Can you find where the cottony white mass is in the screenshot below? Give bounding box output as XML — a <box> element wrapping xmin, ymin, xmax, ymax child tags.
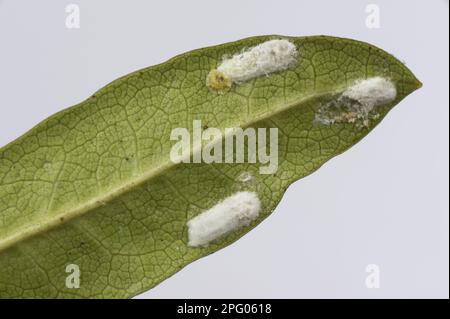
<box><xmin>187</xmin><ymin>192</ymin><xmax>261</xmax><ymax>247</ymax></box>
<box><xmin>342</xmin><ymin>76</ymin><xmax>397</xmax><ymax>113</ymax></box>
<box><xmin>217</xmin><ymin>39</ymin><xmax>298</xmax><ymax>83</ymax></box>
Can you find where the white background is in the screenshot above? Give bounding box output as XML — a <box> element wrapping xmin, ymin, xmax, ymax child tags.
<box><xmin>0</xmin><ymin>0</ymin><xmax>448</xmax><ymax>298</ymax></box>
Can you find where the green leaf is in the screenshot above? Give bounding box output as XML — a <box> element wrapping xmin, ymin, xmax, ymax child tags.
<box><xmin>0</xmin><ymin>35</ymin><xmax>421</xmax><ymax>298</ymax></box>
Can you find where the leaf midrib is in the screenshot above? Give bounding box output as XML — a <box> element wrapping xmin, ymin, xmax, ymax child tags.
<box><xmin>0</xmin><ymin>90</ymin><xmax>331</xmax><ymax>253</ymax></box>
<box><xmin>0</xmin><ymin>71</ymin><xmax>420</xmax><ymax>255</ymax></box>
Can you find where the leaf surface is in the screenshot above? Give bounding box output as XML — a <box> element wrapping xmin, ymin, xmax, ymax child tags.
<box><xmin>0</xmin><ymin>35</ymin><xmax>421</xmax><ymax>298</ymax></box>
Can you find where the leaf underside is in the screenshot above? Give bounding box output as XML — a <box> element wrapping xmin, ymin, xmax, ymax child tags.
<box><xmin>0</xmin><ymin>35</ymin><xmax>421</xmax><ymax>298</ymax></box>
